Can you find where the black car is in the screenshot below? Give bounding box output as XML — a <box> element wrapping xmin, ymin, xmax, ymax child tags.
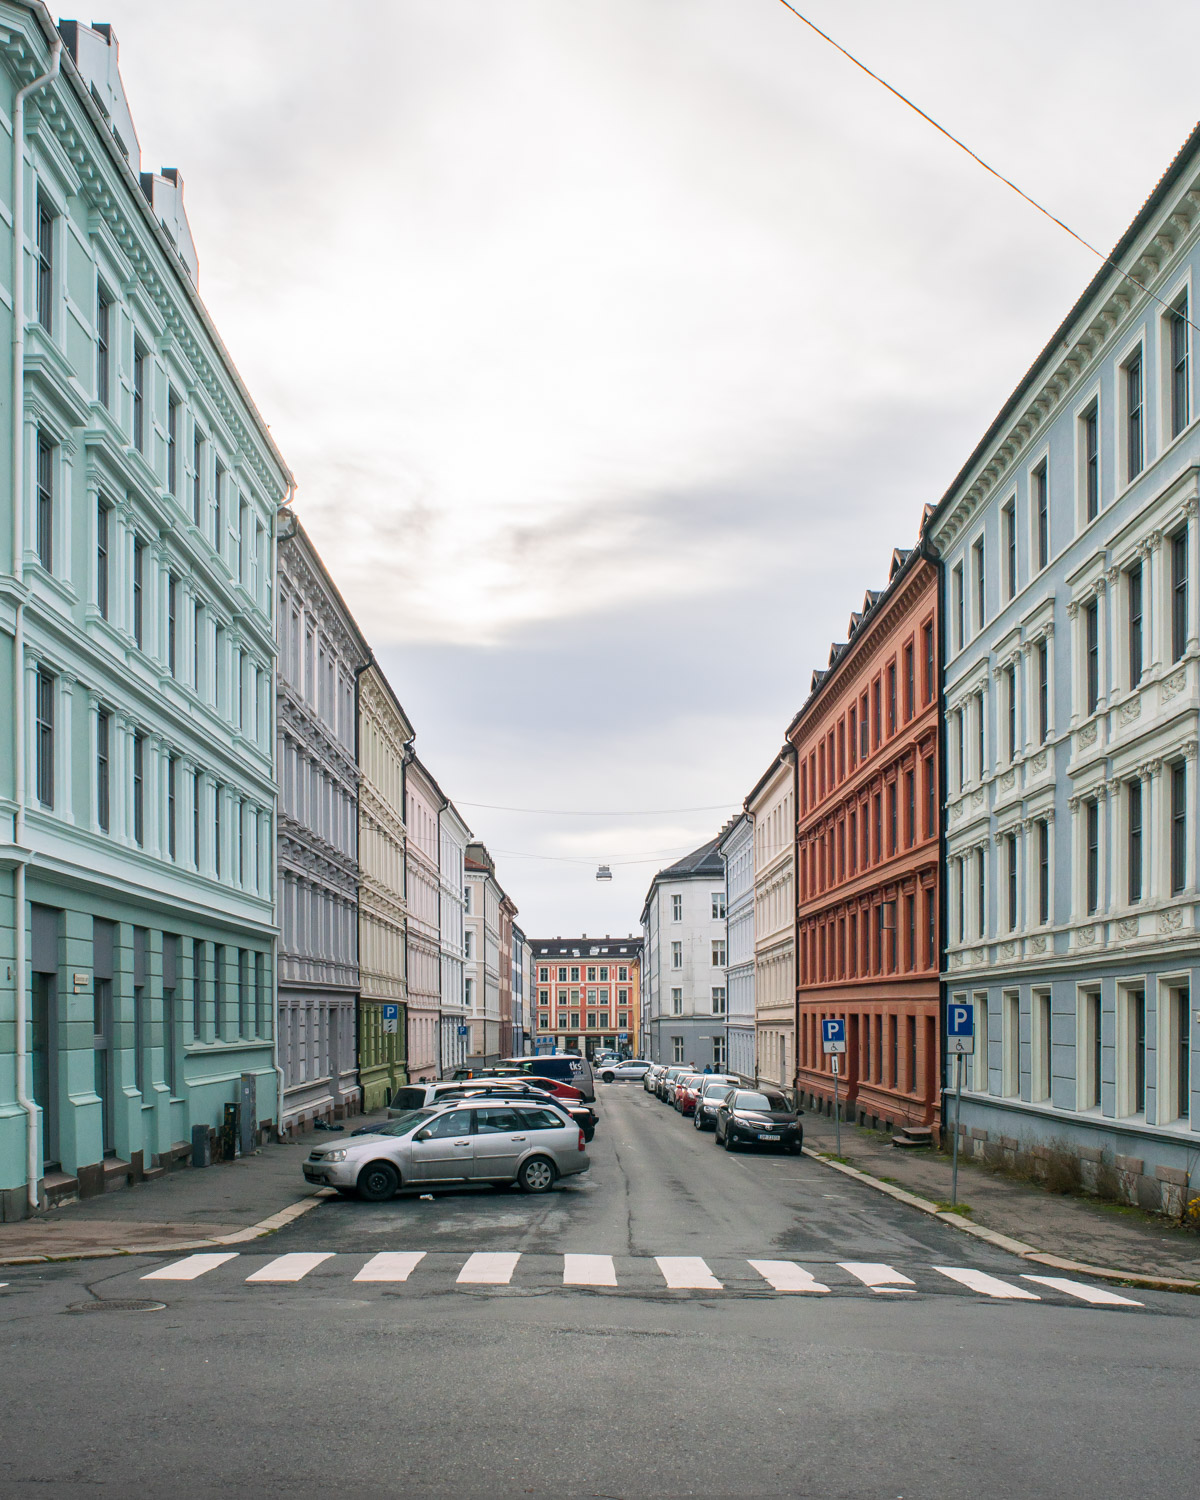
<box><xmin>714</xmin><ymin>1088</ymin><xmax>803</xmax><ymax>1153</ymax></box>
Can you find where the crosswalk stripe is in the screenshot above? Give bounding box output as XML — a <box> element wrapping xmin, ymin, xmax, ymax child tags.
<box><xmin>656</xmin><ymin>1256</ymin><xmax>722</xmax><ymax>1290</ymax></box>
<box><xmin>563</xmin><ymin>1253</ymin><xmax>617</xmax><ymax>1287</ymax></box>
<box><xmin>749</xmin><ymin>1260</ymin><xmax>830</xmax><ymax>1293</ymax></box>
<box><xmin>142</xmin><ymin>1253</ymin><xmax>239</xmax><ymax>1282</ymax></box>
<box><xmin>934</xmin><ymin>1266</ymin><xmax>1039</xmax><ymax>1300</ymax></box>
<box><xmin>457</xmin><ymin>1252</ymin><xmax>521</xmax><ymax>1285</ymax></box>
<box><xmin>353</xmin><ymin>1252</ymin><xmax>426</xmax><ymax>1283</ymax></box>
<box><xmin>839</xmin><ymin>1261</ymin><xmax>916</xmax><ymax>1293</ymax></box>
<box><xmin>1021</xmin><ymin>1274</ymin><xmax>1143</xmax><ymax>1307</ymax></box>
<box><xmin>245</xmin><ymin>1252</ymin><xmax>333</xmax><ymax>1283</ymax></box>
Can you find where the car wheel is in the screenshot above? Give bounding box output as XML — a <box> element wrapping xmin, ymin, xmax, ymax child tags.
<box><xmin>693</xmin><ymin>1111</ymin><xmax>703</xmax><ymax>1129</ymax></box>
<box><xmin>601</xmin><ymin>1072</ymin><xmax>615</xmax><ymax>1083</ymax></box>
<box><xmin>356</xmin><ymin>1161</ymin><xmax>399</xmax><ymax>1201</ymax></box>
<box><xmin>724</xmin><ymin>1131</ymin><xmax>737</xmax><ymax>1152</ymax></box>
<box><xmin>517</xmin><ymin>1156</ymin><xmax>558</xmax><ymax>1194</ymax></box>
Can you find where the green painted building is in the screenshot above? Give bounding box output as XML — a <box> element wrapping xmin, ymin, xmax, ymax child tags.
<box><xmin>0</xmin><ymin>11</ymin><xmax>292</xmax><ymax>1218</ymax></box>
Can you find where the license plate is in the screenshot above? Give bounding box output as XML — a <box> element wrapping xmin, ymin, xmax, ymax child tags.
<box><xmin>758</xmin><ymin>1133</ymin><xmax>780</xmax><ymax>1141</ymax></box>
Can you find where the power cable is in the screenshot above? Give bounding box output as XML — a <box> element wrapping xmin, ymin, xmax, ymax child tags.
<box><xmin>775</xmin><ymin>1</ymin><xmax>1200</xmax><ymax>338</ymax></box>
<box><xmin>457</xmin><ymin>799</ymin><xmax>737</xmax><ymax>817</ymax></box>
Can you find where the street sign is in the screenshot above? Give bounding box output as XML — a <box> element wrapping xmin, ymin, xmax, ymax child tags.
<box><xmin>617</xmin><ymin>1032</ymin><xmax>628</xmax><ymax>1041</ymax></box>
<box><xmin>947</xmin><ymin>1001</ymin><xmax>975</xmax><ymax>1055</ymax></box>
<box><xmin>821</xmin><ymin>1018</ymin><xmax>847</xmax><ymax>1055</ymax></box>
<box><xmin>457</xmin><ymin>1025</ymin><xmax>469</xmax><ymax>1037</ymax></box>
<box><xmin>382</xmin><ymin>1003</ymin><xmax>399</xmax><ymax>1036</ymax></box>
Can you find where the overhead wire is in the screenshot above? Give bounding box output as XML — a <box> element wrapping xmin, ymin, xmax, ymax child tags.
<box><xmin>774</xmin><ymin>1</ymin><xmax>1200</xmax><ymax>339</ymax></box>
<box><xmin>456</xmin><ymin>799</ymin><xmax>738</xmax><ymax>817</ymax></box>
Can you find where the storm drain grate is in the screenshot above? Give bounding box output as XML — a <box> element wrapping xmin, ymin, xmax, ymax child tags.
<box><xmin>65</xmin><ymin>1299</ymin><xmax>166</xmax><ymax>1314</ymax></box>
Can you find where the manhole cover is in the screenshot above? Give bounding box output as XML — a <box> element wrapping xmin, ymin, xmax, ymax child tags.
<box><xmin>65</xmin><ymin>1299</ymin><xmax>166</xmax><ymax>1314</ymax></box>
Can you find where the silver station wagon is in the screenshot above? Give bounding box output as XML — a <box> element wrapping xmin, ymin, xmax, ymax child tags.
<box><xmin>303</xmin><ymin>1098</ymin><xmax>590</xmax><ymax>1200</ymax></box>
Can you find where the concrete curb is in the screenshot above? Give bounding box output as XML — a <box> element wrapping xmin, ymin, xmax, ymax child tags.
<box><xmin>0</xmin><ymin>1188</ymin><xmax>335</xmax><ymax>1267</ymax></box>
<box><xmin>802</xmin><ymin>1146</ymin><xmax>1200</xmax><ymax>1294</ymax></box>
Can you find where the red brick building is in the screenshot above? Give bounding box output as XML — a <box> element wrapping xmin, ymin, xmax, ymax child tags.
<box><xmin>788</xmin><ymin>535</ymin><xmax>941</xmax><ymax>1138</ymax></box>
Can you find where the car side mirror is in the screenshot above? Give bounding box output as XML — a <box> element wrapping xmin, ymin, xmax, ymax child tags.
<box><xmin>414</xmin><ymin>1129</ymin><xmax>432</xmax><ymax>1142</ymax></box>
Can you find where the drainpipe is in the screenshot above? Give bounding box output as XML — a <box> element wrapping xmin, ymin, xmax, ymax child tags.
<box><xmin>270</xmin><ymin>485</ymin><xmax>296</xmax><ymax>1137</ymax></box>
<box><xmin>11</xmin><ymin>38</ymin><xmax>62</xmax><ymax>1214</ymax></box>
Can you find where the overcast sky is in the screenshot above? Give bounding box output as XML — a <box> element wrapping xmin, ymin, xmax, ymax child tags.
<box><xmin>97</xmin><ymin>0</ymin><xmax>1200</xmax><ymax>936</ymax></box>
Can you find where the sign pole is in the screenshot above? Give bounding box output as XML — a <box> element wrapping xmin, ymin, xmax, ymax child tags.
<box><xmin>832</xmin><ymin>1055</ymin><xmax>841</xmax><ymax>1156</ymax></box>
<box><xmin>951</xmin><ymin>1052</ymin><xmax>963</xmax><ymax>1208</ymax></box>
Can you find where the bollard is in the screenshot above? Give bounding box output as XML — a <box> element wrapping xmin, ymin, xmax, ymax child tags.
<box><xmin>191</xmin><ymin>1122</ymin><xmax>211</xmax><ymax>1168</ymax></box>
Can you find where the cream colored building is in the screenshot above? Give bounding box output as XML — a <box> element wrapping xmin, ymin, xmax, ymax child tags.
<box><xmin>404</xmin><ymin>754</ymin><xmax>442</xmax><ymax>1082</ymax></box>
<box><xmin>747</xmin><ymin>751</ymin><xmax>796</xmax><ymax>1093</ymax></box>
<box><xmin>357</xmin><ymin>664</ymin><xmax>413</xmax><ymax>1110</ymax></box>
<box><xmin>465</xmin><ymin>841</ymin><xmax>503</xmax><ymax>1064</ymax></box>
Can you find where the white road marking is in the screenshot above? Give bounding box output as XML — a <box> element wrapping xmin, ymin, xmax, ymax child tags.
<box><xmin>749</xmin><ymin>1260</ymin><xmax>830</xmax><ymax>1293</ymax></box>
<box><xmin>656</xmin><ymin>1256</ymin><xmax>722</xmax><ymax>1290</ymax></box>
<box><xmin>142</xmin><ymin>1252</ymin><xmax>238</xmax><ymax>1282</ymax></box>
<box><xmin>1021</xmin><ymin>1274</ymin><xmax>1143</xmax><ymax>1307</ymax></box>
<box><xmin>353</xmin><ymin>1252</ymin><xmax>426</xmax><ymax>1283</ymax></box>
<box><xmin>563</xmin><ymin>1253</ymin><xmax>617</xmax><ymax>1287</ymax></box>
<box><xmin>457</xmin><ymin>1252</ymin><xmax>521</xmax><ymax>1284</ymax></box>
<box><xmin>838</xmin><ymin>1261</ymin><xmax>916</xmax><ymax>1293</ymax></box>
<box><xmin>934</xmin><ymin>1266</ymin><xmax>1039</xmax><ymax>1300</ymax></box>
<box><xmin>245</xmin><ymin>1252</ymin><xmax>334</xmax><ymax>1283</ymax></box>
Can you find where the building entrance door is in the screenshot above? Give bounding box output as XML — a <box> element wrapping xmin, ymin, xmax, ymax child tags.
<box><xmin>93</xmin><ymin>978</ymin><xmax>114</xmax><ymax>1155</ymax></box>
<box><xmin>31</xmin><ymin>972</ymin><xmax>60</xmax><ymax>1171</ymax></box>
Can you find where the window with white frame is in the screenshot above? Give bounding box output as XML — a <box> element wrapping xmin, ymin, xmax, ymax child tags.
<box><xmin>1081</xmin><ymin>401</ymin><xmax>1100</xmax><ymax>521</ymax></box>
<box><xmin>672</xmin><ymin>1036</ymin><xmax>685</xmax><ymax>1063</ymax></box>
<box><xmin>671</xmin><ymin>988</ymin><xmax>683</xmax><ymax>1014</ymax></box>
<box><xmin>1031</xmin><ymin>990</ymin><xmax>1052</xmax><ymax>1102</ymax></box>
<box><xmin>1033</xmin><ymin>460</ymin><xmax>1049</xmax><ymax>571</ymax></box>
<box><xmin>1158</xmin><ymin>981</ymin><xmax>1191</xmax><ymax>1124</ymax></box>
<box><xmin>1002</xmin><ymin>499</ymin><xmax>1016</xmax><ymax>601</ymax></box>
<box><xmin>972</xmin><ymin>991</ymin><xmax>989</xmax><ymax>1092</ymax></box>
<box><xmin>952</xmin><ymin>563</ymin><xmax>964</xmax><ymax>651</ymax></box>
<box><xmin>712</xmin><ymin>892</ymin><xmax>726</xmax><ymax>919</ymax></box>
<box><xmin>1077</xmin><ymin>988</ymin><xmax>1102</xmax><ymax>1110</ymax></box>
<box><xmin>1001</xmin><ymin>990</ymin><xmax>1019</xmax><ymax>1097</ymax></box>
<box><xmin>671</xmin><ymin>942</ymin><xmax>682</xmax><ymax>969</ymax></box>
<box><xmin>1169</xmin><ymin>292</ymin><xmax>1190</xmax><ymax>439</ymax></box>
<box><xmin>972</xmin><ymin>536</ymin><xmax>986</xmax><ymax>631</ymax></box>
<box><xmin>711</xmin><ymin>987</ymin><xmax>726</xmax><ymax>1015</ymax></box>
<box><xmin>1117</xmin><ymin>985</ymin><xmax>1147</xmax><ymax>1118</ymax></box>
<box><xmin>671</xmin><ymin>893</ymin><xmax>682</xmax><ymax>922</ymax></box>
<box><xmin>711</xmin><ymin>940</ymin><xmax>726</xmax><ymax>967</ymax></box>
<box><xmin>1124</xmin><ymin>347</ymin><xmax>1144</xmax><ymax>482</ymax></box>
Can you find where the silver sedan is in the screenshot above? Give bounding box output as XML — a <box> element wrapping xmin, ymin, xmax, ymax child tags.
<box><xmin>302</xmin><ymin>1098</ymin><xmax>590</xmax><ymax>1200</ymax></box>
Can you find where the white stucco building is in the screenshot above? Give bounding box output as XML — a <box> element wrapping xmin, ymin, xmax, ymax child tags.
<box><xmin>465</xmin><ymin>841</ymin><xmax>502</xmax><ymax>1064</ymax></box>
<box><xmin>719</xmin><ymin>814</ymin><xmax>755</xmax><ymax>1080</ymax></box>
<box><xmin>437</xmin><ymin>794</ymin><xmax>470</xmax><ymax>1077</ymax></box>
<box><xmin>747</xmin><ymin>752</ymin><xmax>796</xmax><ymax>1093</ymax></box>
<box><xmin>404</xmin><ymin>754</ymin><xmax>441</xmax><ymax>1082</ymax></box>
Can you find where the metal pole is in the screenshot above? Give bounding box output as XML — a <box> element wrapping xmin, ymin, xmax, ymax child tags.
<box><xmin>832</xmin><ymin>1054</ymin><xmax>842</xmax><ymax>1156</ymax></box>
<box><xmin>951</xmin><ymin>1052</ymin><xmax>963</xmax><ymax>1207</ymax></box>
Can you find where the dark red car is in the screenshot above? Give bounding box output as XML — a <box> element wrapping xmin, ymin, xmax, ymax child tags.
<box><xmin>674</xmin><ymin>1074</ymin><xmax>706</xmax><ymax>1116</ymax></box>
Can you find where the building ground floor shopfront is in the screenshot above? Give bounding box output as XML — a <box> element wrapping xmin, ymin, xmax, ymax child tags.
<box><xmin>358</xmin><ymin>996</ymin><xmax>407</xmax><ymax>1111</ymax></box>
<box><xmin>796</xmin><ymin>990</ymin><xmax>941</xmax><ymax>1140</ymax></box>
<box><xmin>278</xmin><ymin>985</ymin><xmax>360</xmax><ymax>1134</ymax></box>
<box><xmin>0</xmin><ymin>866</ymin><xmax>276</xmax><ymax>1222</ymax></box>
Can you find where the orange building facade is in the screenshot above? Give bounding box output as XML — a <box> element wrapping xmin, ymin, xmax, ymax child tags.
<box><xmin>788</xmin><ymin>541</ymin><xmax>941</xmax><ymax>1138</ymax></box>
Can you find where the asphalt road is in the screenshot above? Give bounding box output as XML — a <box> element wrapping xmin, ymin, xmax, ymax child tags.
<box><xmin>1</xmin><ymin>1082</ymin><xmax>1197</xmax><ymax>1500</ymax></box>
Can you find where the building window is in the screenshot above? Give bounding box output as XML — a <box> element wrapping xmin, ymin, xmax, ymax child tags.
<box><xmin>36</xmin><ymin>195</ymin><xmax>53</xmax><ymax>332</ymax></box>
<box><xmin>96</xmin><ymin>709</ymin><xmax>110</xmax><ymax>833</ymax></box>
<box><xmin>1034</xmin><ymin>460</ymin><xmax>1049</xmax><ymax>571</ymax></box>
<box><xmin>905</xmin><ymin>768</ymin><xmax>915</xmax><ymax>848</ymax></box>
<box><xmin>96</xmin><ymin>284</ymin><xmax>110</xmax><ymax>407</ymax></box>
<box><xmin>671</xmin><ymin>942</ymin><xmax>682</xmax><ymax>969</ymax></box>
<box><xmin>35</xmin><ymin>668</ymin><xmax>54</xmax><ymax>807</ymax></box>
<box><xmin>712</xmin><ymin>940</ymin><xmax>726</xmax><ymax>967</ymax></box>
<box><xmin>1123</xmin><ymin>987</ymin><xmax>1147</xmax><ymax>1117</ymax></box>
<box><xmin>711</xmin><ymin>892</ymin><xmax>726</xmax><ymax>919</ymax></box>
<box><xmin>955</xmin><ymin>856</ymin><xmax>965</xmax><ymax>942</ymax></box>
<box><xmin>1037</xmin><ymin>818</ymin><xmax>1050</xmax><ymax>924</ymax></box>
<box><xmin>1171</xmin><ymin>761</ymin><xmax>1187</xmax><ymax>894</ymax></box>
<box><xmin>133</xmin><ymin>732</ymin><xmax>145</xmax><ymax>847</ymax></box>
<box><xmin>887</xmin><ymin>661</ymin><xmax>897</xmax><ymax>734</ymax></box>
<box><xmin>1002</xmin><ymin>991</ymin><xmax>1019</xmax><ymax>1097</ymax></box>
<box><xmin>711</xmin><ymin>987</ymin><xmax>726</xmax><ymax>1015</ymax></box>
<box><xmin>1082</xmin><ymin>402</ymin><xmax>1099</xmax><ymax>520</ymax></box>
<box><xmin>671</xmin><ymin>988</ymin><xmax>683</xmax><ymax>1015</ymax></box>
<box><xmin>671</xmin><ymin>894</ymin><xmax>682</xmax><ymax>922</ymax></box>
<box><xmin>167</xmin><ymin>389</ymin><xmax>180</xmax><ymax>494</ymax></box>
<box><xmin>974</xmin><ymin>690</ymin><xmax>984</xmax><ymax>782</ymax></box>
<box><xmin>973</xmin><ymin>992</ymin><xmax>989</xmax><ymax>1092</ymax></box>
<box><xmin>1085</xmin><ymin>800</ymin><xmax>1099</xmax><ymax>915</ymax></box>
<box><xmin>1125</xmin><ymin>349</ymin><xmax>1144</xmax><ymax>481</ymax></box>
<box><xmin>924</xmin><ymin>756</ymin><xmax>935</xmax><ymax>840</ymax></box>
<box><xmin>96</xmin><ymin>501</ymin><xmax>110</xmax><ymax>619</ymax></box>
<box><xmin>213</xmin><ymin>459</ymin><xmax>224</xmax><ymax>552</ymax></box>
<box><xmin>36</xmin><ymin>432</ymin><xmax>53</xmax><ymax>572</ymax></box>
<box><xmin>952</xmin><ymin>563</ymin><xmax>964</xmax><ymax>651</ymax></box>
<box><xmin>133</xmin><ymin>341</ymin><xmax>147</xmax><ymax>453</ymax></box>
<box><xmin>192</xmin><ymin>427</ymin><xmax>204</xmax><ymax>526</ymax></box>
<box><xmin>1005</xmin><ymin>663</ymin><xmax>1016</xmax><ymax>761</ymax></box>
<box><xmin>923</xmin><ymin>620</ymin><xmax>935</xmax><ymax>703</ymax></box>
<box><xmin>1170</xmin><ymin>292</ymin><xmax>1190</xmax><ymax>438</ymax></box>
<box><xmin>193</xmin><ymin>601</ymin><xmax>203</xmax><ymax>691</ymax></box>
<box><xmin>167</xmin><ymin>574</ymin><xmax>178</xmax><ymax>676</ymax></box>
<box><xmin>973</xmin><ymin>536</ymin><xmax>986</xmax><ymax>630</ymax></box>
<box><xmin>1006</xmin><ymin>831</ymin><xmax>1018</xmax><ymax>930</ymax></box>
<box><xmin>1079</xmin><ymin>990</ymin><xmax>1101</xmax><ymax>1109</ymax></box>
<box><xmin>672</xmin><ymin>1037</ymin><xmax>685</xmax><ymax>1063</ymax></box>
<box><xmin>1127</xmin><ymin>562</ymin><xmax>1143</xmax><ymax>689</ymax></box>
<box><xmin>1127</xmin><ymin>779</ymin><xmax>1142</xmax><ymax>904</ymax></box>
<box><xmin>167</xmin><ymin>753</ymin><xmax>177</xmax><ymax>860</ymax></box>
<box><xmin>1037</xmin><ymin>639</ymin><xmax>1049</xmax><ymax>743</ymax></box>
<box><xmin>1084</xmin><ymin>599</ymin><xmax>1099</xmax><ymax>715</ymax></box>
<box><xmin>903</xmin><ymin>641</ymin><xmax>915</xmax><ymax>721</ymax></box>
<box><xmin>976</xmin><ymin>849</ymin><xmax>986</xmax><ymax>938</ymax></box>
<box><xmin>132</xmin><ymin>537</ymin><xmax>145</xmax><ymax>648</ymax></box>
<box><xmin>1171</xmin><ymin>527</ymin><xmax>1188</xmax><ymax>662</ymax></box>
<box><xmin>888</xmin><ymin>780</ymin><xmax>897</xmax><ymax>854</ymax></box>
<box><xmin>213</xmin><ymin>782</ymin><xmax>222</xmax><ymax>878</ymax></box>
<box><xmin>1165</xmin><ymin>984</ymin><xmax>1191</xmax><ymax>1123</ymax></box>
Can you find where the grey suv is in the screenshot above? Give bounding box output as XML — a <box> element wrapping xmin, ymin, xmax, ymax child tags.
<box><xmin>303</xmin><ymin>1097</ymin><xmax>590</xmax><ymax>1200</ymax></box>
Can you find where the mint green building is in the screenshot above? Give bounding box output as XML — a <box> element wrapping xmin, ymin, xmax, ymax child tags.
<box><xmin>0</xmin><ymin>10</ymin><xmax>292</xmax><ymax>1218</ymax></box>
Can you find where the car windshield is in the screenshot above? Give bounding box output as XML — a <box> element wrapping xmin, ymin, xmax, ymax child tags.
<box><xmin>734</xmin><ymin>1091</ymin><xmax>789</xmax><ymax>1113</ymax></box>
<box><xmin>702</xmin><ymin>1080</ymin><xmax>734</xmax><ymax>1097</ymax></box>
<box><xmin>367</xmin><ymin>1109</ymin><xmax>437</xmax><ymax>1137</ymax></box>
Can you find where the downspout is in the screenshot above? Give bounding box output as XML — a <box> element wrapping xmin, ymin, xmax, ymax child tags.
<box><xmin>270</xmin><ymin>485</ymin><xmax>296</xmax><ymax>1137</ymax></box>
<box><xmin>11</xmin><ymin>39</ymin><xmax>62</xmax><ymax>1213</ymax></box>
<box><xmin>783</xmin><ymin>742</ymin><xmax>799</xmax><ymax>1111</ymax></box>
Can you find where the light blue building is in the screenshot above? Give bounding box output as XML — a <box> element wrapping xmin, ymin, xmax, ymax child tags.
<box><xmin>927</xmin><ymin>124</ymin><xmax>1200</xmax><ymax>1204</ymax></box>
<box><xmin>0</xmin><ymin>12</ymin><xmax>292</xmax><ymax>1218</ymax></box>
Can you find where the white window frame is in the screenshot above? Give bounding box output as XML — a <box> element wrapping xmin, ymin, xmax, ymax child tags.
<box><xmin>1031</xmin><ymin>989</ymin><xmax>1052</xmax><ymax>1103</ymax></box>
<box><xmin>1075</xmin><ymin>985</ymin><xmax>1103</xmax><ymax>1113</ymax></box>
<box><xmin>1001</xmin><ymin>990</ymin><xmax>1019</xmax><ymax>1098</ymax></box>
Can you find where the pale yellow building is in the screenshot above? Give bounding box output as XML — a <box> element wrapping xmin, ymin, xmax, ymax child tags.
<box><xmin>747</xmin><ymin>751</ymin><xmax>796</xmax><ymax>1093</ymax></box>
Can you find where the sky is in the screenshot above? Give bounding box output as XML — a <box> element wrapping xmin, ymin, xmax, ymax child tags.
<box><xmin>92</xmin><ymin>0</ymin><xmax>1200</xmax><ymax>936</ymax></box>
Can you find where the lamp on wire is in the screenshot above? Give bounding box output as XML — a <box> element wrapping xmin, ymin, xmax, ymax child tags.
<box><xmin>595</xmin><ymin>864</ymin><xmax>613</xmax><ymax>882</ymax></box>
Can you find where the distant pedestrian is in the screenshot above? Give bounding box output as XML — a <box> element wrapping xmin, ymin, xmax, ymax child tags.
<box><xmin>703</xmin><ymin>1064</ymin><xmax>712</xmax><ymax>1074</ymax></box>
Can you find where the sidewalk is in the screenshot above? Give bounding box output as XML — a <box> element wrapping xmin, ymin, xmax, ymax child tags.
<box><xmin>803</xmin><ymin>1114</ymin><xmax>1200</xmax><ymax>1287</ymax></box>
<box><xmin>0</xmin><ymin>1115</ymin><xmax>388</xmax><ymax>1264</ymax></box>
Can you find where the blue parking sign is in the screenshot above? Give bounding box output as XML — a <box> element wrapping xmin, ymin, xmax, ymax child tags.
<box><xmin>947</xmin><ymin>1002</ymin><xmax>974</xmax><ymax>1054</ymax></box>
<box><xmin>821</xmin><ymin>1018</ymin><xmax>846</xmax><ymax>1054</ymax></box>
<box><xmin>382</xmin><ymin>1003</ymin><xmax>399</xmax><ymax>1035</ymax></box>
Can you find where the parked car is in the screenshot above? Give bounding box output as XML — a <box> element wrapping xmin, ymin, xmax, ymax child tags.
<box><xmin>304</xmin><ymin>1097</ymin><xmax>590</xmax><ymax>1199</ymax></box>
<box><xmin>382</xmin><ymin>1079</ymin><xmax>596</xmax><ymax>1140</ymax></box>
<box><xmin>691</xmin><ymin>1076</ymin><xmax>741</xmax><ymax>1129</ymax></box>
<box><xmin>663</xmin><ymin>1067</ymin><xmax>695</xmax><ymax>1105</ymax></box>
<box><xmin>657</xmin><ymin>1065</ymin><xmax>689</xmax><ymax>1102</ymax></box>
<box><xmin>598</xmin><ymin>1059</ymin><xmax>652</xmax><ymax>1083</ymax></box>
<box><xmin>643</xmin><ymin>1063</ymin><xmax>666</xmax><ymax>1093</ymax></box>
<box><xmin>453</xmin><ymin>1055</ymin><xmax>595</xmax><ymax>1102</ymax></box>
<box><xmin>714</xmin><ymin>1088</ymin><xmax>803</xmax><ymax>1153</ymax></box>
<box><xmin>674</xmin><ymin>1073</ymin><xmax>707</xmax><ymax>1115</ymax></box>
